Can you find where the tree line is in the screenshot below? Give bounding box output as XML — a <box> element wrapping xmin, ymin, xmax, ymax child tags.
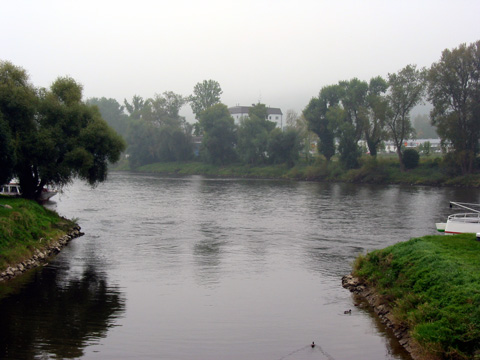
<box><xmin>88</xmin><ymin>80</ymin><xmax>302</xmax><ymax>168</ymax></box>
<box><xmin>305</xmin><ymin>40</ymin><xmax>480</xmax><ymax>174</ymax></box>
<box><xmin>1</xmin><ymin>40</ymin><xmax>478</xmax><ymax>199</ymax></box>
<box><xmin>91</xmin><ymin>40</ymin><xmax>479</xmax><ymax>176</ymax></box>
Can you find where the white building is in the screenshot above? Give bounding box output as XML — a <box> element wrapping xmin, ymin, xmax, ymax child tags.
<box><xmin>228</xmin><ymin>106</ymin><xmax>283</xmax><ymax>128</ymax></box>
<box><xmin>383</xmin><ymin>139</ymin><xmax>442</xmax><ymax>153</ymax></box>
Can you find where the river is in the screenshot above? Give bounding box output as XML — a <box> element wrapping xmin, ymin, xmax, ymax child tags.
<box><xmin>1</xmin><ymin>172</ymin><xmax>477</xmax><ymax>360</ymax></box>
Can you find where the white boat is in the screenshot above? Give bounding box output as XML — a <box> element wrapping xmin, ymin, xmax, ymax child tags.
<box><xmin>0</xmin><ymin>182</ymin><xmax>57</xmax><ymax>201</ymax></box>
<box><xmin>0</xmin><ymin>182</ymin><xmax>22</xmax><ymax>197</ymax></box>
<box><xmin>38</xmin><ymin>185</ymin><xmax>58</xmax><ymax>201</ymax></box>
<box><xmin>436</xmin><ymin>202</ymin><xmax>480</xmax><ymax>235</ymax></box>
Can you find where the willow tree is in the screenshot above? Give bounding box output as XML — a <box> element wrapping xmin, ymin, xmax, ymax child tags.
<box><xmin>0</xmin><ymin>61</ymin><xmax>126</xmax><ymax>199</ymax></box>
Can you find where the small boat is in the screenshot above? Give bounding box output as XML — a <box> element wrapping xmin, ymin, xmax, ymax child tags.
<box><xmin>436</xmin><ymin>202</ymin><xmax>480</xmax><ymax>235</ymax></box>
<box><xmin>38</xmin><ymin>185</ymin><xmax>58</xmax><ymax>201</ymax></box>
<box><xmin>0</xmin><ymin>182</ymin><xmax>21</xmax><ymax>197</ymax></box>
<box><xmin>0</xmin><ymin>182</ymin><xmax>57</xmax><ymax>201</ymax></box>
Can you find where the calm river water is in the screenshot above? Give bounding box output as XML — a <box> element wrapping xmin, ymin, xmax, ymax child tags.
<box><xmin>1</xmin><ymin>172</ymin><xmax>478</xmax><ymax>360</ymax></box>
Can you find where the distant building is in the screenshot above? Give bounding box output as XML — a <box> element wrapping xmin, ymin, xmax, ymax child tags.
<box><xmin>228</xmin><ymin>106</ymin><xmax>283</xmax><ymax>128</ymax></box>
<box><xmin>383</xmin><ymin>139</ymin><xmax>442</xmax><ymax>153</ymax></box>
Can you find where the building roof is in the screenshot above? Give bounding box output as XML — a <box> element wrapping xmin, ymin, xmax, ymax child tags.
<box><xmin>228</xmin><ymin>106</ymin><xmax>283</xmax><ymax>116</ymax></box>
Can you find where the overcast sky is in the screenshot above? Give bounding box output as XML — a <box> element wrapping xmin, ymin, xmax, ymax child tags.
<box><xmin>2</xmin><ymin>0</ymin><xmax>479</xmax><ymax>121</ymax></box>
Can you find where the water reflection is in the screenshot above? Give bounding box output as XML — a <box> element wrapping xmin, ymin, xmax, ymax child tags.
<box><xmin>4</xmin><ymin>173</ymin><xmax>480</xmax><ymax>360</ymax></box>
<box><xmin>0</xmin><ymin>265</ymin><xmax>125</xmax><ymax>360</ymax></box>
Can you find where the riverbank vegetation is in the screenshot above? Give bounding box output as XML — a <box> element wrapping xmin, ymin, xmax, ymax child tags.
<box><xmin>351</xmin><ymin>234</ymin><xmax>480</xmax><ymax>359</ymax></box>
<box><xmin>114</xmin><ymin>154</ymin><xmax>480</xmax><ymax>188</ymax></box>
<box><xmin>0</xmin><ymin>61</ymin><xmax>125</xmax><ymax>200</ymax></box>
<box><xmin>87</xmin><ymin>40</ymin><xmax>480</xmax><ymax>183</ymax></box>
<box><xmin>0</xmin><ymin>197</ymin><xmax>75</xmax><ymax>271</ymax></box>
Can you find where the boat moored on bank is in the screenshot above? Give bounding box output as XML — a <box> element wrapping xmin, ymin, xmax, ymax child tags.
<box><xmin>436</xmin><ymin>202</ymin><xmax>480</xmax><ymax>235</ymax></box>
<box><xmin>0</xmin><ymin>182</ymin><xmax>58</xmax><ymax>202</ymax></box>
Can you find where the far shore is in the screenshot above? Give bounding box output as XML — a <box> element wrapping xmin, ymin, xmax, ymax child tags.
<box><xmin>112</xmin><ymin>157</ymin><xmax>480</xmax><ymax>188</ymax></box>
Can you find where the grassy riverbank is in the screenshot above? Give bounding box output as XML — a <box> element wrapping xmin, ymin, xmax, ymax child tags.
<box><xmin>117</xmin><ymin>156</ymin><xmax>480</xmax><ymax>187</ymax></box>
<box><xmin>352</xmin><ymin>234</ymin><xmax>480</xmax><ymax>359</ymax></box>
<box><xmin>0</xmin><ymin>196</ymin><xmax>76</xmax><ymax>271</ymax></box>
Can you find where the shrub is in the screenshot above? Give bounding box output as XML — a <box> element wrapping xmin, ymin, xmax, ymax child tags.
<box><xmin>403</xmin><ymin>149</ymin><xmax>420</xmax><ymax>169</ymax></box>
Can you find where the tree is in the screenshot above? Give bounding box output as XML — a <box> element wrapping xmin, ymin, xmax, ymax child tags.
<box><xmin>143</xmin><ymin>91</ymin><xmax>188</xmax><ymax>129</ymax></box>
<box><xmin>126</xmin><ymin>119</ymin><xmax>159</xmax><ymax>168</ymax></box>
<box><xmin>248</xmin><ymin>103</ymin><xmax>276</xmax><ymax>132</ymax></box>
<box><xmin>303</xmin><ymin>85</ymin><xmax>342</xmax><ymax>162</ymax></box>
<box><xmin>0</xmin><ymin>61</ymin><xmax>126</xmax><ymax>199</ymax></box>
<box><xmin>87</xmin><ymin>97</ymin><xmax>129</xmax><ymax>139</ymax></box>
<box><xmin>267</xmin><ymin>127</ymin><xmax>300</xmax><ymax>167</ymax></box>
<box><xmin>427</xmin><ymin>40</ymin><xmax>480</xmax><ymax>174</ymax></box>
<box><xmin>386</xmin><ymin>64</ymin><xmax>425</xmax><ymax>171</ymax></box>
<box><xmin>123</xmin><ymin>91</ymin><xmax>193</xmax><ymax>167</ymax></box>
<box><xmin>198</xmin><ymin>103</ymin><xmax>236</xmax><ymax>164</ymax></box>
<box><xmin>237</xmin><ymin>103</ymin><xmax>277</xmax><ymax>165</ymax></box>
<box><xmin>285</xmin><ymin>109</ymin><xmax>299</xmax><ymax>128</ymax></box>
<box><xmin>237</xmin><ymin>116</ymin><xmax>269</xmax><ymax>165</ymax></box>
<box><xmin>189</xmin><ymin>80</ymin><xmax>223</xmax><ymax>119</ymax></box>
<box><xmin>362</xmin><ymin>76</ymin><xmax>390</xmax><ymax>157</ymax></box>
<box><xmin>0</xmin><ymin>113</ymin><xmax>15</xmax><ymax>184</ymax></box>
<box><xmin>285</xmin><ymin>110</ymin><xmax>318</xmax><ymax>163</ymax></box>
<box><xmin>339</xmin><ymin>78</ymin><xmax>368</xmax><ymax>142</ymax></box>
<box><xmin>123</xmin><ymin>95</ymin><xmax>145</xmax><ymax>119</ymax></box>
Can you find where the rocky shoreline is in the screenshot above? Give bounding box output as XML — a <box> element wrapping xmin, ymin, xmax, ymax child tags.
<box><xmin>342</xmin><ymin>274</ymin><xmax>435</xmax><ymax>360</ymax></box>
<box><xmin>0</xmin><ymin>225</ymin><xmax>84</xmax><ymax>282</ymax></box>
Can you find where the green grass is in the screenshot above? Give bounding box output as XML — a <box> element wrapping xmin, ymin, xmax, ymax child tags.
<box><xmin>0</xmin><ymin>196</ymin><xmax>75</xmax><ymax>270</ymax></box>
<box><xmin>353</xmin><ymin>234</ymin><xmax>480</xmax><ymax>359</ymax></box>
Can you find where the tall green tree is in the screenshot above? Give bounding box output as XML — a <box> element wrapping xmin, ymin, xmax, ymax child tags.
<box><xmin>189</xmin><ymin>80</ymin><xmax>223</xmax><ymax>119</ymax></box>
<box><xmin>124</xmin><ymin>91</ymin><xmax>192</xmax><ymax>167</ymax></box>
<box><xmin>123</xmin><ymin>95</ymin><xmax>145</xmax><ymax>119</ymax></box>
<box><xmin>339</xmin><ymin>78</ymin><xmax>368</xmax><ymax>141</ymax></box>
<box><xmin>267</xmin><ymin>127</ymin><xmax>300</xmax><ymax>167</ymax></box>
<box><xmin>126</xmin><ymin>119</ymin><xmax>159</xmax><ymax>168</ymax></box>
<box><xmin>303</xmin><ymin>85</ymin><xmax>342</xmax><ymax>162</ymax></box>
<box><xmin>386</xmin><ymin>64</ymin><xmax>425</xmax><ymax>171</ymax></box>
<box><xmin>198</xmin><ymin>103</ymin><xmax>236</xmax><ymax>164</ymax></box>
<box><xmin>237</xmin><ymin>103</ymin><xmax>276</xmax><ymax>164</ymax></box>
<box><xmin>87</xmin><ymin>97</ymin><xmax>129</xmax><ymax>139</ymax></box>
<box><xmin>0</xmin><ymin>113</ymin><xmax>15</xmax><ymax>184</ymax></box>
<box><xmin>237</xmin><ymin>116</ymin><xmax>269</xmax><ymax>165</ymax></box>
<box><xmin>143</xmin><ymin>91</ymin><xmax>188</xmax><ymax>128</ymax></box>
<box><xmin>427</xmin><ymin>40</ymin><xmax>480</xmax><ymax>174</ymax></box>
<box><xmin>0</xmin><ymin>61</ymin><xmax>126</xmax><ymax>199</ymax></box>
<box><xmin>362</xmin><ymin>76</ymin><xmax>390</xmax><ymax>157</ymax></box>
<box><xmin>248</xmin><ymin>103</ymin><xmax>276</xmax><ymax>132</ymax></box>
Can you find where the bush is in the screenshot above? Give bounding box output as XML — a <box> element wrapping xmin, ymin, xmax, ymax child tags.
<box><xmin>403</xmin><ymin>149</ymin><xmax>420</xmax><ymax>169</ymax></box>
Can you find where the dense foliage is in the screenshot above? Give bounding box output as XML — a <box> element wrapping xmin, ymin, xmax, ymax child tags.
<box><xmin>427</xmin><ymin>40</ymin><xmax>480</xmax><ymax>175</ymax></box>
<box><xmin>0</xmin><ymin>61</ymin><xmax>126</xmax><ymax>199</ymax></box>
<box><xmin>353</xmin><ymin>234</ymin><xmax>480</xmax><ymax>359</ymax></box>
<box><xmin>403</xmin><ymin>148</ymin><xmax>420</xmax><ymax>169</ymax></box>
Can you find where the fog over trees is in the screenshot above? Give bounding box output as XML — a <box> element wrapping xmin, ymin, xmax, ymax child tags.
<box><xmin>2</xmin><ymin>40</ymin><xmax>479</xmax><ymax>192</ymax></box>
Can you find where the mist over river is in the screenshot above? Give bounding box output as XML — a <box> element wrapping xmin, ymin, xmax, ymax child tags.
<box><xmin>1</xmin><ymin>172</ymin><xmax>478</xmax><ymax>360</ymax></box>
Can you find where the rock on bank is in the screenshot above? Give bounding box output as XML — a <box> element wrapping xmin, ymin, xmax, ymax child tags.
<box><xmin>342</xmin><ymin>274</ymin><xmax>433</xmax><ymax>360</ymax></box>
<box><xmin>0</xmin><ymin>225</ymin><xmax>84</xmax><ymax>282</ymax></box>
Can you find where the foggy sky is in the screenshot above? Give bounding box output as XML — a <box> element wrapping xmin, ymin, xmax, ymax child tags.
<box><xmin>2</xmin><ymin>0</ymin><xmax>479</xmax><ymax>121</ymax></box>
